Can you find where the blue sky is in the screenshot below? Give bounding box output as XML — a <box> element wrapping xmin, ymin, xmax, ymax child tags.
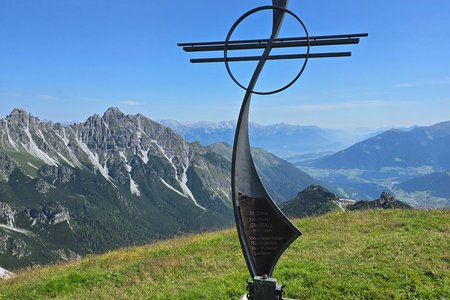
<box><xmin>1</xmin><ymin>0</ymin><xmax>449</xmax><ymax>129</ymax></box>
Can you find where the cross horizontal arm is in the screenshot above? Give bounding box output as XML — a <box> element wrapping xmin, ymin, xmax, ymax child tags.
<box><xmin>190</xmin><ymin>52</ymin><xmax>351</xmax><ymax>63</ymax></box>
<box><xmin>177</xmin><ymin>33</ymin><xmax>368</xmax><ymax>47</ymax></box>
<box><xmin>182</xmin><ymin>38</ymin><xmax>360</xmax><ymax>53</ymax></box>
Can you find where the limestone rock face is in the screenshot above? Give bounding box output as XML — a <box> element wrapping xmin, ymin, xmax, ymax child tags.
<box><xmin>39</xmin><ymin>165</ymin><xmax>74</xmax><ymax>183</ymax></box>
<box><xmin>0</xmin><ymin>202</ymin><xmax>15</xmax><ymax>227</ymax></box>
<box><xmin>28</xmin><ymin>204</ymin><xmax>71</xmax><ymax>226</ymax></box>
<box><xmin>11</xmin><ymin>239</ymin><xmax>31</xmax><ymax>259</ymax></box>
<box><xmin>35</xmin><ymin>179</ymin><xmax>51</xmax><ymax>193</ymax></box>
<box><xmin>0</xmin><ymin>152</ymin><xmax>18</xmax><ymax>182</ymax></box>
<box><xmin>0</xmin><ymin>266</ymin><xmax>15</xmax><ymax>279</ymax></box>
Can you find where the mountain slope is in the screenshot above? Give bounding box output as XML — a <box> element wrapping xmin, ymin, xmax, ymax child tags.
<box><xmin>312</xmin><ymin>121</ymin><xmax>450</xmax><ymax>170</ymax></box>
<box><xmin>1</xmin><ymin>210</ymin><xmax>448</xmax><ymax>299</ymax></box>
<box><xmin>398</xmin><ymin>171</ymin><xmax>450</xmax><ymax>198</ymax></box>
<box><xmin>207</xmin><ymin>142</ymin><xmax>318</xmax><ymax>203</ymax></box>
<box><xmin>280</xmin><ymin>185</ymin><xmax>342</xmax><ymax>218</ymax></box>
<box><xmin>395</xmin><ymin>171</ymin><xmax>450</xmax><ymax>207</ymax></box>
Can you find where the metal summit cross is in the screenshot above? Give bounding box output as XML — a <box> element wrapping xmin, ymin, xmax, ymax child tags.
<box><xmin>178</xmin><ymin>1</ymin><xmax>367</xmax><ymax>299</ymax></box>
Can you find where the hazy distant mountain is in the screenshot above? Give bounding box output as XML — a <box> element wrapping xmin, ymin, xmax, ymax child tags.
<box><xmin>0</xmin><ymin>108</ymin><xmax>319</xmax><ymax>269</ymax></box>
<box><xmin>312</xmin><ymin>121</ymin><xmax>450</xmax><ymax>170</ymax></box>
<box><xmin>161</xmin><ymin>120</ymin><xmax>376</xmax><ymax>158</ymax></box>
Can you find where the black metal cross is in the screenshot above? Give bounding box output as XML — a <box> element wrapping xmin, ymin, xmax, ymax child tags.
<box><xmin>178</xmin><ymin>1</ymin><xmax>367</xmax><ymax>299</ymax></box>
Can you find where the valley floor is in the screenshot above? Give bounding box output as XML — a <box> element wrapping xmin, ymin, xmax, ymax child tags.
<box><xmin>0</xmin><ymin>209</ymin><xmax>448</xmax><ymax>299</ymax></box>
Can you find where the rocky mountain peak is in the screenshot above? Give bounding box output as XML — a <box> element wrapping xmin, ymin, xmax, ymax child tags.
<box><xmin>102</xmin><ymin>107</ymin><xmax>125</xmax><ymax>122</ymax></box>
<box><xmin>281</xmin><ymin>185</ymin><xmax>341</xmax><ymax>218</ymax></box>
<box><xmin>8</xmin><ymin>108</ymin><xmax>29</xmax><ymax>118</ymax></box>
<box><xmin>303</xmin><ymin>184</ymin><xmax>328</xmax><ymax>194</ymax></box>
<box><xmin>84</xmin><ymin>114</ymin><xmax>102</xmax><ymax>125</ymax></box>
<box><xmin>378</xmin><ymin>191</ymin><xmax>396</xmax><ymax>206</ymax></box>
<box><xmin>297</xmin><ymin>184</ymin><xmax>338</xmax><ymax>200</ymax></box>
<box><xmin>5</xmin><ymin>108</ymin><xmax>39</xmax><ymax>127</ymax></box>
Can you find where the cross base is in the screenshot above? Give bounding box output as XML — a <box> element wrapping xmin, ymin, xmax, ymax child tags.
<box><xmin>240</xmin><ymin>276</ymin><xmax>297</xmax><ymax>300</ymax></box>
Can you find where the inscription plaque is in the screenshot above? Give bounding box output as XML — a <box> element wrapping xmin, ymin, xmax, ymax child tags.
<box><xmin>239</xmin><ymin>193</ymin><xmax>301</xmax><ymax>276</ymax></box>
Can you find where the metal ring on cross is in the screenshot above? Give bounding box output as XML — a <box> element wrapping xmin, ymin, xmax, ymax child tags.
<box><xmin>224</xmin><ymin>5</ymin><xmax>310</xmax><ymax>95</ymax></box>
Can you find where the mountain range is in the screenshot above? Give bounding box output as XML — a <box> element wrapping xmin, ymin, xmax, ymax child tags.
<box><xmin>300</xmin><ymin>121</ymin><xmax>450</xmax><ymax>207</ymax></box>
<box><xmin>312</xmin><ymin>121</ymin><xmax>450</xmax><ymax>170</ymax></box>
<box><xmin>160</xmin><ymin>120</ymin><xmax>376</xmax><ymax>158</ymax></box>
<box><xmin>0</xmin><ymin>108</ymin><xmax>317</xmax><ymax>269</ymax></box>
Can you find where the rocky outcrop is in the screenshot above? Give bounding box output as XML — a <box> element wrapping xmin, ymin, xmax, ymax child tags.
<box><xmin>39</xmin><ymin>165</ymin><xmax>74</xmax><ymax>183</ymax></box>
<box><xmin>28</xmin><ymin>204</ymin><xmax>71</xmax><ymax>226</ymax></box>
<box><xmin>0</xmin><ymin>232</ymin><xmax>10</xmax><ymax>254</ymax></box>
<box><xmin>53</xmin><ymin>249</ymin><xmax>81</xmax><ymax>261</ymax></box>
<box><xmin>48</xmin><ymin>205</ymin><xmax>71</xmax><ymax>225</ymax></box>
<box><xmin>11</xmin><ymin>239</ymin><xmax>31</xmax><ymax>259</ymax></box>
<box><xmin>347</xmin><ymin>192</ymin><xmax>412</xmax><ymax>210</ymax></box>
<box><xmin>0</xmin><ymin>202</ymin><xmax>15</xmax><ymax>227</ymax></box>
<box><xmin>0</xmin><ymin>266</ymin><xmax>15</xmax><ymax>279</ymax></box>
<box><xmin>35</xmin><ymin>179</ymin><xmax>51</xmax><ymax>193</ymax></box>
<box><xmin>0</xmin><ymin>231</ymin><xmax>32</xmax><ymax>259</ymax></box>
<box><xmin>0</xmin><ymin>152</ymin><xmax>18</xmax><ymax>182</ymax></box>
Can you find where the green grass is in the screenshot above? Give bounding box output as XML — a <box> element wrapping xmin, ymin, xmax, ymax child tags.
<box><xmin>1</xmin><ymin>209</ymin><xmax>448</xmax><ymax>299</ymax></box>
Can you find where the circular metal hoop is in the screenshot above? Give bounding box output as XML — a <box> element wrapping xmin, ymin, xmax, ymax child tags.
<box><xmin>224</xmin><ymin>5</ymin><xmax>310</xmax><ymax>95</ymax></box>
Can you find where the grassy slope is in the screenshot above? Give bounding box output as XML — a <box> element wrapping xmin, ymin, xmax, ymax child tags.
<box><xmin>0</xmin><ymin>210</ymin><xmax>449</xmax><ymax>300</ymax></box>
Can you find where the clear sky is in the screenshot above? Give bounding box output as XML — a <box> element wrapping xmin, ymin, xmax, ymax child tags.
<box><xmin>1</xmin><ymin>0</ymin><xmax>449</xmax><ymax>129</ymax></box>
